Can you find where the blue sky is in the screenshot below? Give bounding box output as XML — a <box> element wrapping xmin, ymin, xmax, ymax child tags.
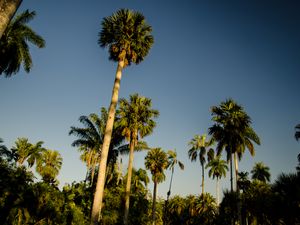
<box><xmin>0</xmin><ymin>0</ymin><xmax>299</xmax><ymax>199</ymax></box>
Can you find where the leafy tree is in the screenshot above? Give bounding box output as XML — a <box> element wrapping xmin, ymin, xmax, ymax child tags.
<box><xmin>251</xmin><ymin>162</ymin><xmax>271</xmax><ymax>183</ymax></box>
<box><xmin>11</xmin><ymin>137</ymin><xmax>45</xmax><ymax>167</ymax></box>
<box><xmin>209</xmin><ymin>98</ymin><xmax>260</xmax><ymax>191</ymax></box>
<box><xmin>36</xmin><ymin>150</ymin><xmax>63</xmax><ymax>185</ymax></box>
<box><xmin>206</xmin><ymin>155</ymin><xmax>228</xmax><ymax>205</ymax></box>
<box><xmin>69</xmin><ymin>108</ymin><xmax>124</xmax><ymax>186</ymax></box>
<box><xmin>0</xmin><ymin>10</ymin><xmax>45</xmax><ymax>77</ymax></box>
<box><xmin>145</xmin><ymin>148</ymin><xmax>168</xmax><ymax>225</ymax></box>
<box><xmin>91</xmin><ymin>9</ymin><xmax>154</xmax><ymax>224</ymax></box>
<box><xmin>188</xmin><ymin>134</ymin><xmax>213</xmax><ymax>195</ymax></box>
<box><xmin>272</xmin><ymin>173</ymin><xmax>300</xmax><ymax>224</ymax></box>
<box><xmin>237</xmin><ymin>171</ymin><xmax>251</xmax><ymax>192</ymax></box>
<box><xmin>166</xmin><ymin>150</ymin><xmax>184</xmax><ymax>201</ymax></box>
<box><xmin>118</xmin><ymin>93</ymin><xmax>159</xmax><ymax>224</ymax></box>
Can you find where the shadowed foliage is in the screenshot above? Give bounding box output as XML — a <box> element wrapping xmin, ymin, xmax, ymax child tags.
<box><xmin>0</xmin><ymin>10</ymin><xmax>45</xmax><ymax>77</ymax></box>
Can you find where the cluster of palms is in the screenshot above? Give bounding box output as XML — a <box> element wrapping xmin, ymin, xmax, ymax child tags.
<box><xmin>0</xmin><ymin>137</ymin><xmax>62</xmax><ymax>184</ymax></box>
<box><xmin>1</xmin><ymin>5</ymin><xmax>300</xmax><ymax>225</ymax></box>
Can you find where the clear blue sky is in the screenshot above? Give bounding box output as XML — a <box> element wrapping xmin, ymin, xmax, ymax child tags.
<box><xmin>0</xmin><ymin>0</ymin><xmax>299</xmax><ymax>199</ymax></box>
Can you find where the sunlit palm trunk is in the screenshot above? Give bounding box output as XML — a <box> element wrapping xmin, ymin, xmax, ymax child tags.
<box><xmin>216</xmin><ymin>177</ymin><xmax>219</xmax><ymax>205</ymax></box>
<box><xmin>152</xmin><ymin>180</ymin><xmax>157</xmax><ymax>225</ymax></box>
<box><xmin>201</xmin><ymin>164</ymin><xmax>205</xmax><ymax>195</ymax></box>
<box><xmin>123</xmin><ymin>138</ymin><xmax>136</xmax><ymax>225</ymax></box>
<box><xmin>91</xmin><ymin>59</ymin><xmax>124</xmax><ymax>225</ymax></box>
<box><xmin>0</xmin><ymin>0</ymin><xmax>22</xmax><ymax>38</ymax></box>
<box><xmin>230</xmin><ymin>154</ymin><xmax>233</xmax><ymax>192</ymax></box>
<box><xmin>234</xmin><ymin>152</ymin><xmax>239</xmax><ymax>190</ymax></box>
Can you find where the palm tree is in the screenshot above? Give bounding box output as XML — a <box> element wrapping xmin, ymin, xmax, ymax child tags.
<box><xmin>295</xmin><ymin>123</ymin><xmax>300</xmax><ymax>141</ymax></box>
<box><xmin>209</xmin><ymin>98</ymin><xmax>260</xmax><ymax>191</ymax></box>
<box><xmin>237</xmin><ymin>171</ymin><xmax>251</xmax><ymax>192</ymax></box>
<box><xmin>69</xmin><ymin>107</ymin><xmax>124</xmax><ymax>186</ymax></box>
<box><xmin>117</xmin><ymin>94</ymin><xmax>159</xmax><ymax>225</ymax></box>
<box><xmin>145</xmin><ymin>148</ymin><xmax>168</xmax><ymax>225</ymax></box>
<box><xmin>188</xmin><ymin>134</ymin><xmax>213</xmax><ymax>195</ymax></box>
<box><xmin>0</xmin><ymin>10</ymin><xmax>45</xmax><ymax>77</ymax></box>
<box><xmin>206</xmin><ymin>155</ymin><xmax>228</xmax><ymax>205</ymax></box>
<box><xmin>251</xmin><ymin>162</ymin><xmax>271</xmax><ymax>183</ymax></box>
<box><xmin>166</xmin><ymin>150</ymin><xmax>184</xmax><ymax>201</ymax></box>
<box><xmin>0</xmin><ymin>0</ymin><xmax>22</xmax><ymax>38</ymax></box>
<box><xmin>11</xmin><ymin>137</ymin><xmax>45</xmax><ymax>167</ymax></box>
<box><xmin>36</xmin><ymin>149</ymin><xmax>63</xmax><ymax>185</ymax></box>
<box><xmin>91</xmin><ymin>9</ymin><xmax>154</xmax><ymax>224</ymax></box>
<box><xmin>126</xmin><ymin>168</ymin><xmax>149</xmax><ymax>192</ymax></box>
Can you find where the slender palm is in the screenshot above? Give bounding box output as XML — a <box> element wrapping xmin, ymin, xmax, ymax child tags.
<box><xmin>0</xmin><ymin>0</ymin><xmax>22</xmax><ymax>38</ymax></box>
<box><xmin>295</xmin><ymin>124</ymin><xmax>300</xmax><ymax>141</ymax></box>
<box><xmin>118</xmin><ymin>93</ymin><xmax>159</xmax><ymax>225</ymax></box>
<box><xmin>145</xmin><ymin>148</ymin><xmax>168</xmax><ymax>225</ymax></box>
<box><xmin>188</xmin><ymin>134</ymin><xmax>213</xmax><ymax>195</ymax></box>
<box><xmin>209</xmin><ymin>98</ymin><xmax>260</xmax><ymax>191</ymax></box>
<box><xmin>166</xmin><ymin>150</ymin><xmax>184</xmax><ymax>200</ymax></box>
<box><xmin>69</xmin><ymin>107</ymin><xmax>124</xmax><ymax>185</ymax></box>
<box><xmin>36</xmin><ymin>149</ymin><xmax>62</xmax><ymax>185</ymax></box>
<box><xmin>91</xmin><ymin>9</ymin><xmax>154</xmax><ymax>224</ymax></box>
<box><xmin>206</xmin><ymin>156</ymin><xmax>228</xmax><ymax>205</ymax></box>
<box><xmin>251</xmin><ymin>162</ymin><xmax>271</xmax><ymax>183</ymax></box>
<box><xmin>0</xmin><ymin>10</ymin><xmax>45</xmax><ymax>77</ymax></box>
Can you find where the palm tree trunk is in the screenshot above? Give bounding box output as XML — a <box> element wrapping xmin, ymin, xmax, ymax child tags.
<box><xmin>216</xmin><ymin>177</ymin><xmax>219</xmax><ymax>205</ymax></box>
<box><xmin>230</xmin><ymin>154</ymin><xmax>233</xmax><ymax>192</ymax></box>
<box><xmin>167</xmin><ymin>167</ymin><xmax>174</xmax><ymax>201</ymax></box>
<box><xmin>123</xmin><ymin>138</ymin><xmax>136</xmax><ymax>225</ymax></box>
<box><xmin>0</xmin><ymin>0</ymin><xmax>22</xmax><ymax>38</ymax></box>
<box><xmin>201</xmin><ymin>164</ymin><xmax>205</xmax><ymax>195</ymax></box>
<box><xmin>234</xmin><ymin>152</ymin><xmax>242</xmax><ymax>225</ymax></box>
<box><xmin>234</xmin><ymin>152</ymin><xmax>239</xmax><ymax>191</ymax></box>
<box><xmin>90</xmin><ymin>58</ymin><xmax>124</xmax><ymax>225</ymax></box>
<box><xmin>152</xmin><ymin>180</ymin><xmax>157</xmax><ymax>225</ymax></box>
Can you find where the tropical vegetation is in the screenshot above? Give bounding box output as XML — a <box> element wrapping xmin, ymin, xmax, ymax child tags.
<box><xmin>1</xmin><ymin>5</ymin><xmax>299</xmax><ymax>225</ymax></box>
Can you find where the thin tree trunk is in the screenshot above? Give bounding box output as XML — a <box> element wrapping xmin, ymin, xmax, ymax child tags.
<box><xmin>123</xmin><ymin>138</ymin><xmax>136</xmax><ymax>225</ymax></box>
<box><xmin>167</xmin><ymin>167</ymin><xmax>174</xmax><ymax>201</ymax></box>
<box><xmin>0</xmin><ymin>0</ymin><xmax>22</xmax><ymax>39</ymax></box>
<box><xmin>230</xmin><ymin>154</ymin><xmax>233</xmax><ymax>192</ymax></box>
<box><xmin>90</xmin><ymin>59</ymin><xmax>124</xmax><ymax>225</ymax></box>
<box><xmin>216</xmin><ymin>177</ymin><xmax>219</xmax><ymax>205</ymax></box>
<box><xmin>152</xmin><ymin>180</ymin><xmax>157</xmax><ymax>225</ymax></box>
<box><xmin>202</xmin><ymin>166</ymin><xmax>204</xmax><ymax>195</ymax></box>
<box><xmin>234</xmin><ymin>152</ymin><xmax>239</xmax><ymax>191</ymax></box>
<box><xmin>234</xmin><ymin>152</ymin><xmax>242</xmax><ymax>225</ymax></box>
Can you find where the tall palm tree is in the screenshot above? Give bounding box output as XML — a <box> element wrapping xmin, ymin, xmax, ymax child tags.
<box><xmin>91</xmin><ymin>9</ymin><xmax>154</xmax><ymax>224</ymax></box>
<box><xmin>69</xmin><ymin>107</ymin><xmax>124</xmax><ymax>186</ymax></box>
<box><xmin>188</xmin><ymin>134</ymin><xmax>213</xmax><ymax>195</ymax></box>
<box><xmin>118</xmin><ymin>93</ymin><xmax>159</xmax><ymax>225</ymax></box>
<box><xmin>295</xmin><ymin>123</ymin><xmax>300</xmax><ymax>141</ymax></box>
<box><xmin>36</xmin><ymin>149</ymin><xmax>63</xmax><ymax>185</ymax></box>
<box><xmin>251</xmin><ymin>162</ymin><xmax>271</xmax><ymax>183</ymax></box>
<box><xmin>0</xmin><ymin>0</ymin><xmax>22</xmax><ymax>38</ymax></box>
<box><xmin>0</xmin><ymin>10</ymin><xmax>45</xmax><ymax>77</ymax></box>
<box><xmin>209</xmin><ymin>98</ymin><xmax>260</xmax><ymax>191</ymax></box>
<box><xmin>205</xmin><ymin>156</ymin><xmax>228</xmax><ymax>205</ymax></box>
<box><xmin>166</xmin><ymin>150</ymin><xmax>184</xmax><ymax>201</ymax></box>
<box><xmin>145</xmin><ymin>148</ymin><xmax>168</xmax><ymax>225</ymax></box>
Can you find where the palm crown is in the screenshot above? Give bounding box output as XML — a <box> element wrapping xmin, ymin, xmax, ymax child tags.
<box><xmin>98</xmin><ymin>8</ymin><xmax>154</xmax><ymax>67</ymax></box>
<box><xmin>0</xmin><ymin>10</ymin><xmax>45</xmax><ymax>77</ymax></box>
